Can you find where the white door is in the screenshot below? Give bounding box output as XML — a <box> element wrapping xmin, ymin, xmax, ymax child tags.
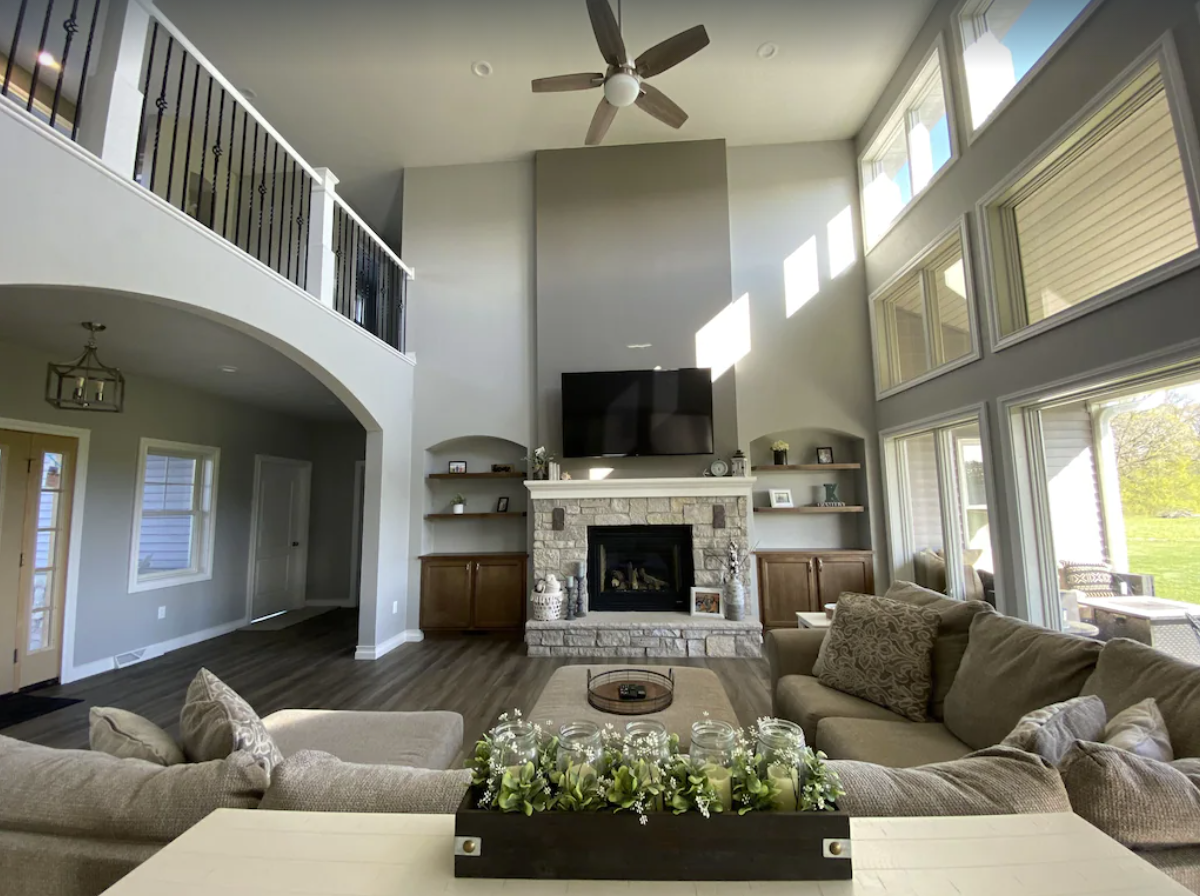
<box><xmin>249</xmin><ymin>457</ymin><xmax>311</xmax><ymax>621</ymax></box>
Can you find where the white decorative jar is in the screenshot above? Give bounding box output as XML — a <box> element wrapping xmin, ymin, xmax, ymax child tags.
<box><xmin>531</xmin><ymin>589</ymin><xmax>564</xmax><ymax>621</ymax></box>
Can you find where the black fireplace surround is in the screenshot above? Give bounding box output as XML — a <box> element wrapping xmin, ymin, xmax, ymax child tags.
<box><xmin>587</xmin><ymin>525</ymin><xmax>694</xmax><ymax>612</ymax></box>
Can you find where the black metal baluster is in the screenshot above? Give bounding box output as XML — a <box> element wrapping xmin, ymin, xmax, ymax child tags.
<box><xmin>165</xmin><ymin>51</ymin><xmax>186</xmax><ymax>202</ymax></box>
<box><xmin>197</xmin><ymin>72</ymin><xmax>214</xmax><ymax>225</ymax></box>
<box><xmin>337</xmin><ymin>206</ymin><xmax>347</xmax><ymax>316</ymax></box>
<box><xmin>210</xmin><ymin>87</ymin><xmax>226</xmax><ymax>230</ymax></box>
<box><xmin>26</xmin><ymin>0</ymin><xmax>54</xmax><ymax>113</ymax></box>
<box><xmin>299</xmin><ymin>172</ymin><xmax>311</xmax><ymax>290</ymax></box>
<box><xmin>3</xmin><ymin>0</ymin><xmax>28</xmax><ymax>98</ymax></box>
<box><xmin>254</xmin><ymin>126</ymin><xmax>266</xmax><ymax>261</ymax></box>
<box><xmin>132</xmin><ymin>20</ymin><xmax>158</xmax><ymax>185</ymax></box>
<box><xmin>373</xmin><ymin>240</ymin><xmax>383</xmax><ymax>337</ymax></box>
<box><xmin>222</xmin><ymin>101</ymin><xmax>236</xmax><ymax>238</ymax></box>
<box><xmin>149</xmin><ymin>37</ymin><xmax>174</xmax><ymax>194</ymax></box>
<box><xmin>69</xmin><ymin>0</ymin><xmax>101</xmax><ymax>141</ymax></box>
<box><xmin>285</xmin><ymin>155</ymin><xmax>297</xmax><ymax>282</ymax></box>
<box><xmin>180</xmin><ymin>55</ymin><xmax>201</xmax><ymax>213</ymax></box>
<box><xmin>400</xmin><ymin>272</ymin><xmax>408</xmax><ymax>352</ymax></box>
<box><xmin>268</xmin><ymin>141</ymin><xmax>280</xmax><ymax>272</ymax></box>
<box><xmin>49</xmin><ymin>0</ymin><xmax>82</xmax><ymax>131</ymax></box>
<box><xmin>333</xmin><ymin>205</ymin><xmax>344</xmax><ymax>314</ymax></box>
<box><xmin>234</xmin><ymin>108</ymin><xmax>249</xmax><ymax>249</ymax></box>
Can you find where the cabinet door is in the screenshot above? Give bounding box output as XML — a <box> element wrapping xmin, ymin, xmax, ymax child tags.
<box><xmin>757</xmin><ymin>554</ymin><xmax>818</xmax><ymax>629</ymax></box>
<box><xmin>815</xmin><ymin>554</ymin><xmax>875</xmax><ymax>606</ymax></box>
<box><xmin>472</xmin><ymin>557</ymin><xmax>526</xmax><ymax>630</ymax></box>
<box><xmin>420</xmin><ymin>559</ymin><xmax>473</xmax><ymax>630</ymax></box>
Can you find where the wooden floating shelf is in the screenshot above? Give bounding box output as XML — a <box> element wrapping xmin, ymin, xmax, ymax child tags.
<box><xmin>427</xmin><ymin>472</ymin><xmax>527</xmax><ymax>480</ymax></box>
<box><xmin>752</xmin><ymin>464</ymin><xmax>862</xmax><ymax>472</ymax></box>
<box><xmin>754</xmin><ymin>506</ymin><xmax>865</xmax><ymax>514</ymax></box>
<box><xmin>425</xmin><ymin>512</ymin><xmax>528</xmax><ymax>520</ymax></box>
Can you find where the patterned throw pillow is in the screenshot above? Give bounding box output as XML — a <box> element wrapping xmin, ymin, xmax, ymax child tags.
<box><xmin>816</xmin><ymin>593</ymin><xmax>940</xmax><ymax>722</ymax></box>
<box><xmin>1061</xmin><ymin>561</ymin><xmax>1117</xmax><ymax>598</ymax></box>
<box><xmin>1001</xmin><ymin>695</ymin><xmax>1107</xmax><ymax>766</ymax></box>
<box><xmin>180</xmin><ymin>668</ymin><xmax>284</xmax><ymax>774</ymax></box>
<box><xmin>1105</xmin><ymin>698</ymin><xmax>1174</xmax><ymax>762</ymax></box>
<box><xmin>89</xmin><ymin>706</ymin><xmax>185</xmax><ymax>766</ymax></box>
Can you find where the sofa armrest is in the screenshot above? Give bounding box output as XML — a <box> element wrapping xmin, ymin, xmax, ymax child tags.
<box><xmin>261</xmin><ymin>709</ymin><xmax>463</xmax><ymax>770</ymax></box>
<box><xmin>765</xmin><ymin>628</ymin><xmax>827</xmax><ymax>685</ymax></box>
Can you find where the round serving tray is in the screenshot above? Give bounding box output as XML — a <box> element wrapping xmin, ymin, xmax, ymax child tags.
<box><xmin>586</xmin><ymin>668</ymin><xmax>675</xmax><ymax>716</ymax></box>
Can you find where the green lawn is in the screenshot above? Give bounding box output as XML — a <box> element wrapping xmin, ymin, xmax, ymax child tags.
<box><xmin>1123</xmin><ymin>516</ymin><xmax>1200</xmax><ymax>606</ymax></box>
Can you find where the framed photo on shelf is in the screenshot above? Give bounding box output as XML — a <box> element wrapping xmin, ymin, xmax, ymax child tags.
<box><xmin>816</xmin><ymin>447</ymin><xmax>834</xmax><ymax>465</ymax></box>
<box><xmin>448</xmin><ymin>461</ymin><xmax>468</xmax><ymax>474</ymax></box>
<box><xmin>690</xmin><ymin>586</ymin><xmax>722</xmax><ymax>617</ymax></box>
<box><xmin>768</xmin><ymin>488</ymin><xmax>795</xmax><ymax>508</ymax></box>
<box><xmin>496</xmin><ymin>496</ymin><xmax>510</xmax><ymax>513</ymax></box>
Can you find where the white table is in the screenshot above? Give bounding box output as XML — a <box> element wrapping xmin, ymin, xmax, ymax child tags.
<box><xmin>101</xmin><ymin>810</ymin><xmax>1190</xmax><ymax>895</ymax></box>
<box><xmin>797</xmin><ymin>611</ymin><xmax>832</xmax><ymax>629</ymax></box>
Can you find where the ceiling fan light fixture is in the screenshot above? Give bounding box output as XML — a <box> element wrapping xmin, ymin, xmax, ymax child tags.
<box><xmin>603</xmin><ymin>72</ymin><xmax>641</xmax><ymax>107</ymax></box>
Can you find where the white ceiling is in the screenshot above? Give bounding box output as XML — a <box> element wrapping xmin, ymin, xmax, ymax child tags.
<box><xmin>155</xmin><ymin>0</ymin><xmax>936</xmax><ymax>217</ymax></box>
<box><xmin>0</xmin><ymin>288</ymin><xmax>357</xmax><ymax>422</ymax></box>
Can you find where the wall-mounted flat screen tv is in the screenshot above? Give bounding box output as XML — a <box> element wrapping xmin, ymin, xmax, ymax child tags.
<box><xmin>561</xmin><ymin>369</ymin><xmax>714</xmax><ymax>458</ymax></box>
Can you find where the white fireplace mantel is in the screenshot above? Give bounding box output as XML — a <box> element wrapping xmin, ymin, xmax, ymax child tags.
<box><xmin>525</xmin><ymin>477</ymin><xmax>756</xmax><ymax>500</ymax></box>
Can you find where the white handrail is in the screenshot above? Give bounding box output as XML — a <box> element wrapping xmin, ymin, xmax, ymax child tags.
<box><xmin>332</xmin><ymin>194</ymin><xmax>415</xmax><ymax>278</ymax></box>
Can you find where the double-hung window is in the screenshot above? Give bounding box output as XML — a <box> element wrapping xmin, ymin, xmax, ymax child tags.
<box><xmin>871</xmin><ymin>222</ymin><xmax>978</xmax><ymax>396</ymax></box>
<box><xmin>861</xmin><ymin>46</ymin><xmax>954</xmax><ymax>249</ymax></box>
<box><xmin>129</xmin><ymin>439</ymin><xmax>219</xmax><ymax>592</ymax></box>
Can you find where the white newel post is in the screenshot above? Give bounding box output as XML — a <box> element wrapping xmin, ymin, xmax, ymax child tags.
<box><xmin>306</xmin><ymin>167</ymin><xmax>340</xmax><ymax>308</ymax></box>
<box><xmin>76</xmin><ymin>0</ymin><xmax>152</xmax><ymax>177</ymax></box>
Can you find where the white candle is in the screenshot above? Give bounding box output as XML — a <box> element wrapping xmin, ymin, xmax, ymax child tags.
<box><xmin>768</xmin><ymin>766</ymin><xmax>798</xmax><ymax>811</ymax></box>
<box><xmin>702</xmin><ymin>763</ymin><xmax>733</xmax><ymax>812</ymax></box>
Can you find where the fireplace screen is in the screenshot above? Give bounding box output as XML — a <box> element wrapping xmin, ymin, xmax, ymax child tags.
<box><xmin>587</xmin><ymin>525</ymin><xmax>694</xmax><ymax>612</ymax></box>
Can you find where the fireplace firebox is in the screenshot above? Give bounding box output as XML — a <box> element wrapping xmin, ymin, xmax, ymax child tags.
<box><xmin>587</xmin><ymin>525</ymin><xmax>694</xmax><ymax>612</ymax></box>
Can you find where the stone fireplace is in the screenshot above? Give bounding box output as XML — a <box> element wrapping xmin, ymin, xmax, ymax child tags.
<box><xmin>589</xmin><ymin>525</ymin><xmax>693</xmax><ymax>612</ymax></box>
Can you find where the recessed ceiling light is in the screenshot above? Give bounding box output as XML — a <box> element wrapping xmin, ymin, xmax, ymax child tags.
<box><xmin>472</xmin><ymin>61</ymin><xmax>494</xmax><ymax>78</ymax></box>
<box><xmin>37</xmin><ymin>51</ymin><xmax>60</xmax><ymax>69</ymax></box>
<box><xmin>219</xmin><ymin>365</ymin><xmax>238</xmax><ymax>374</ymax></box>
<box><xmin>239</xmin><ymin>87</ymin><xmax>257</xmax><ymax>100</ymax></box>
<box><xmin>627</xmin><ymin>343</ymin><xmax>652</xmax><ymax>349</ymax></box>
<box><xmin>757</xmin><ymin>42</ymin><xmax>779</xmax><ymax>60</ymax></box>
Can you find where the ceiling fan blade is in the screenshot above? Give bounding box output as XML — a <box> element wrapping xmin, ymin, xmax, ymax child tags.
<box><xmin>532</xmin><ymin>73</ymin><xmax>604</xmax><ymax>93</ymax></box>
<box><xmin>586</xmin><ymin>97</ymin><xmax>619</xmax><ymax>145</ymax></box>
<box><xmin>636</xmin><ymin>83</ymin><xmax>688</xmax><ymax>129</ymax></box>
<box><xmin>586</xmin><ymin>0</ymin><xmax>628</xmax><ymax>67</ymax></box>
<box><xmin>634</xmin><ymin>24</ymin><xmax>710</xmax><ymax>79</ymax></box>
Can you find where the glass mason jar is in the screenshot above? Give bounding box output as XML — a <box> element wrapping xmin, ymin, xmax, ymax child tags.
<box><xmin>492</xmin><ymin>720</ymin><xmax>538</xmax><ymax>768</ymax></box>
<box><xmin>689</xmin><ymin>719</ymin><xmax>736</xmax><ymax>768</ymax></box>
<box><xmin>756</xmin><ymin>718</ymin><xmax>805</xmax><ymax>768</ymax></box>
<box><xmin>556</xmin><ymin>721</ymin><xmax>605</xmax><ymax>775</ymax></box>
<box><xmin>624</xmin><ymin>719</ymin><xmax>670</xmax><ymax>763</ymax></box>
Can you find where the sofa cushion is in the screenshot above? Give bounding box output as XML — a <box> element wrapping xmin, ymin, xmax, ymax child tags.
<box><xmin>1059</xmin><ymin>741</ymin><xmax>1200</xmax><ymax>849</ymax></box>
<box><xmin>1105</xmin><ymin>698</ymin><xmax>1174</xmax><ymax>762</ymax></box>
<box><xmin>1000</xmin><ymin>696</ymin><xmax>1107</xmax><ymax>767</ymax></box>
<box><xmin>89</xmin><ymin>706</ymin><xmax>185</xmax><ymax>767</ymax></box>
<box><xmin>943</xmin><ymin>613</ymin><xmax>1102</xmax><ymax>750</ymax></box>
<box><xmin>816</xmin><ymin>718</ymin><xmax>972</xmax><ymax>768</ymax></box>
<box><xmin>885</xmin><ymin>581</ymin><xmax>995</xmax><ymax>720</ymax></box>
<box><xmin>1083</xmin><ymin>637</ymin><xmax>1200</xmax><ymax>758</ymax></box>
<box><xmin>262</xmin><ymin>709</ymin><xmax>464</xmax><ymax>770</ymax></box>
<box><xmin>831</xmin><ymin>745</ymin><xmax>1071</xmax><ymax>816</ymax></box>
<box><xmin>775</xmin><ymin>674</ymin><xmax>902</xmax><ymax>747</ymax></box>
<box><xmin>0</xmin><ymin>734</ymin><xmax>268</xmax><ymax>842</ymax></box>
<box><xmin>1139</xmin><ymin>847</ymin><xmax>1200</xmax><ymax>895</ymax></box>
<box><xmin>180</xmin><ymin>668</ymin><xmax>284</xmax><ymax>773</ymax></box>
<box><xmin>816</xmin><ymin>593</ymin><xmax>940</xmax><ymax>723</ymax></box>
<box><xmin>0</xmin><ymin>830</ymin><xmax>161</xmax><ymax>896</ymax></box>
<box><xmin>259</xmin><ymin>750</ymin><xmax>471</xmax><ymax>813</ymax></box>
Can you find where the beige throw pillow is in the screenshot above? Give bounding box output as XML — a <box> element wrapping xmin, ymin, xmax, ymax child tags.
<box><xmin>816</xmin><ymin>592</ymin><xmax>939</xmax><ymax>723</ymax></box>
<box><xmin>89</xmin><ymin>707</ymin><xmax>185</xmax><ymax>766</ymax></box>
<box><xmin>1000</xmin><ymin>696</ymin><xmax>1107</xmax><ymax>766</ymax></box>
<box><xmin>1104</xmin><ymin>697</ymin><xmax>1174</xmax><ymax>762</ymax></box>
<box><xmin>180</xmin><ymin>668</ymin><xmax>284</xmax><ymax>774</ymax></box>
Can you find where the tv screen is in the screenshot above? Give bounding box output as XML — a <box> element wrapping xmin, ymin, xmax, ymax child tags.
<box><xmin>562</xmin><ymin>369</ymin><xmax>714</xmax><ymax>458</ymax></box>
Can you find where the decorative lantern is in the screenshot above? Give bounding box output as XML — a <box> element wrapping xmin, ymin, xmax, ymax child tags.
<box><xmin>45</xmin><ymin>322</ymin><xmax>125</xmax><ymax>413</ymax></box>
<box><xmin>731</xmin><ymin>450</ymin><xmax>749</xmax><ymax>477</ymax></box>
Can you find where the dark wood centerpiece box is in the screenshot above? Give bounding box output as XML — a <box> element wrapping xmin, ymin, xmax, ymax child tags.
<box><xmin>453</xmin><ymin>788</ymin><xmax>852</xmax><ymax>881</ymax></box>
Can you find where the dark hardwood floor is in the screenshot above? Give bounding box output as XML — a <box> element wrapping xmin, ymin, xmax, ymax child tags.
<box><xmin>2</xmin><ymin>610</ymin><xmax>772</xmax><ymax>750</ymax></box>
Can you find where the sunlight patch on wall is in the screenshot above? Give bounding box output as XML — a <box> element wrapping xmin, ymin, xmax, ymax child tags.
<box><xmin>784</xmin><ymin>237</ymin><xmax>819</xmax><ymax>318</ymax></box>
<box><xmin>589</xmin><ymin>468</ymin><xmax>614</xmax><ymax>480</ymax></box>
<box><xmin>827</xmin><ymin>207</ymin><xmax>856</xmax><ymax>279</ymax></box>
<box><xmin>695</xmin><ymin>294</ymin><xmax>751</xmax><ymax>382</ymax></box>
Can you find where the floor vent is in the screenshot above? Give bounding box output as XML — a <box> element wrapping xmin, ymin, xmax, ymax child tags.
<box><xmin>114</xmin><ymin>649</ymin><xmax>148</xmax><ymax>669</ymax></box>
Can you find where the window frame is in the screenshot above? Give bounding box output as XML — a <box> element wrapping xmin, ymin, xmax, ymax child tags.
<box><xmin>869</xmin><ymin>216</ymin><xmax>982</xmax><ymax>399</ymax></box>
<box><xmin>976</xmin><ymin>33</ymin><xmax>1200</xmax><ymax>353</ymax></box>
<box><xmin>955</xmin><ymin>0</ymin><xmax>1104</xmax><ymax>144</ymax></box>
<box><xmin>859</xmin><ymin>36</ymin><xmax>961</xmax><ymax>253</ymax></box>
<box><xmin>128</xmin><ymin>438</ymin><xmax>220</xmax><ymax>594</ymax></box>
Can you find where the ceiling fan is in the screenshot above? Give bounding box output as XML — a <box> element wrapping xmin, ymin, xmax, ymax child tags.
<box><xmin>531</xmin><ymin>0</ymin><xmax>710</xmax><ymax>146</ymax></box>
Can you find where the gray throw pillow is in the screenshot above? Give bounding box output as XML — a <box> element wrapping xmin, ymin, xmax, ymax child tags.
<box><xmin>89</xmin><ymin>707</ymin><xmax>185</xmax><ymax>766</ymax></box>
<box><xmin>816</xmin><ymin>592</ymin><xmax>939</xmax><ymax>723</ymax></box>
<box><xmin>1001</xmin><ymin>695</ymin><xmax>1107</xmax><ymax>766</ymax></box>
<box><xmin>1060</xmin><ymin>741</ymin><xmax>1200</xmax><ymax>849</ymax></box>
<box><xmin>180</xmin><ymin>668</ymin><xmax>284</xmax><ymax>774</ymax></box>
<box><xmin>811</xmin><ymin>591</ymin><xmax>873</xmax><ymax>678</ymax></box>
<box><xmin>1105</xmin><ymin>698</ymin><xmax>1174</xmax><ymax>762</ymax></box>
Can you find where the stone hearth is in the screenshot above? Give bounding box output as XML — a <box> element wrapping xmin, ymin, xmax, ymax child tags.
<box><xmin>527</xmin><ymin>612</ymin><xmax>762</xmax><ymax>658</ymax></box>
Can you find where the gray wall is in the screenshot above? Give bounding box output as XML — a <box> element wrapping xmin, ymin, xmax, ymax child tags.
<box><xmin>535</xmin><ymin>139</ymin><xmax>738</xmax><ymax>478</ymax></box>
<box><xmin>857</xmin><ymin>0</ymin><xmax>1200</xmax><ymax>616</ymax></box>
<box><xmin>307</xmin><ymin>422</ymin><xmax>367</xmax><ymax>607</ymax></box>
<box><xmin>0</xmin><ymin>339</ymin><xmax>361</xmax><ymax>667</ymax></box>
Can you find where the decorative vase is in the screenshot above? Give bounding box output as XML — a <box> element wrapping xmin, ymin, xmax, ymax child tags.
<box><xmin>773</xmin><ymin>450</ymin><xmax>788</xmax><ymax>466</ymax></box>
<box><xmin>452</xmin><ymin>504</ymin><xmax>465</xmax><ymax>515</ymax></box>
<box><xmin>724</xmin><ymin>579</ymin><xmax>746</xmax><ymax>621</ymax></box>
<box><xmin>533</xmin><ymin>467</ymin><xmax>548</xmax><ymax>481</ymax></box>
<box><xmin>531</xmin><ymin>589</ymin><xmax>564</xmax><ymax>621</ymax></box>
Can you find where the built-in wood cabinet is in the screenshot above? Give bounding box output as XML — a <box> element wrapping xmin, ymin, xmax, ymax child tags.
<box><xmin>756</xmin><ymin>550</ymin><xmax>874</xmax><ymax>630</ymax></box>
<box><xmin>420</xmin><ymin>553</ymin><xmax>527</xmax><ymax>633</ymax></box>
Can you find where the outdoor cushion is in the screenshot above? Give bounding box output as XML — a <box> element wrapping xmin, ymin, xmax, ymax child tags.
<box><xmin>943</xmin><ymin>613</ymin><xmax>1102</xmax><ymax>750</ymax></box>
<box><xmin>1083</xmin><ymin>637</ymin><xmax>1200</xmax><ymax>758</ymax></box>
<box><xmin>831</xmin><ymin>745</ymin><xmax>1072</xmax><ymax>816</ymax></box>
<box><xmin>885</xmin><ymin>581</ymin><xmax>995</xmax><ymax>719</ymax></box>
<box><xmin>89</xmin><ymin>707</ymin><xmax>185</xmax><ymax>766</ymax></box>
<box><xmin>1061</xmin><ymin>561</ymin><xmax>1118</xmax><ymax>598</ymax></box>
<box><xmin>1105</xmin><ymin>698</ymin><xmax>1174</xmax><ymax>762</ymax></box>
<box><xmin>775</xmin><ymin>675</ymin><xmax>902</xmax><ymax>747</ymax></box>
<box><xmin>180</xmin><ymin>668</ymin><xmax>284</xmax><ymax>774</ymax></box>
<box><xmin>816</xmin><ymin>717</ymin><xmax>971</xmax><ymax>768</ymax></box>
<box><xmin>816</xmin><ymin>593</ymin><xmax>940</xmax><ymax>723</ymax></box>
<box><xmin>1001</xmin><ymin>695</ymin><xmax>1107</xmax><ymax>766</ymax></box>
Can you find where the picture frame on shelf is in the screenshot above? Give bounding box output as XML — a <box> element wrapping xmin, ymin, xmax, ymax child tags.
<box><xmin>816</xmin><ymin>447</ymin><xmax>834</xmax><ymax>465</ymax></box>
<box><xmin>768</xmin><ymin>488</ymin><xmax>795</xmax><ymax>508</ymax></box>
<box><xmin>496</xmin><ymin>497</ymin><xmax>510</xmax><ymax>513</ymax></box>
<box><xmin>449</xmin><ymin>461</ymin><xmax>468</xmax><ymax>474</ymax></box>
<box><xmin>690</xmin><ymin>586</ymin><xmax>722</xmax><ymax>617</ymax></box>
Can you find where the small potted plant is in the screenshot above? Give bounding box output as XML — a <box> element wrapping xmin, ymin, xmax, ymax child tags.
<box><xmin>524</xmin><ymin>446</ymin><xmax>554</xmax><ymax>481</ymax></box>
<box><xmin>452</xmin><ymin>494</ymin><xmax>467</xmax><ymax>515</ymax></box>
<box><xmin>771</xmin><ymin>440</ymin><xmax>790</xmax><ymax>466</ymax></box>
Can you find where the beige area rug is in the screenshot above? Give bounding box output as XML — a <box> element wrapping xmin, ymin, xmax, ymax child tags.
<box><xmin>240</xmin><ymin>607</ymin><xmax>333</xmax><ymax>632</ymax></box>
<box><xmin>527</xmin><ymin>665</ymin><xmax>739</xmax><ymax>749</ymax></box>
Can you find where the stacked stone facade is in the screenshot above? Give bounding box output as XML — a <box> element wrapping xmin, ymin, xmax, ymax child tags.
<box><xmin>526</xmin><ymin>618</ymin><xmax>763</xmax><ymax>658</ymax></box>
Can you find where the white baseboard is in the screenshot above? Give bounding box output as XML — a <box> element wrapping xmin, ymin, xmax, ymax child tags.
<box><xmin>354</xmin><ymin>629</ymin><xmax>423</xmax><ymax>661</ymax></box>
<box><xmin>61</xmin><ymin>656</ymin><xmax>117</xmax><ymax>684</ymax></box>
<box><xmin>62</xmin><ymin>617</ymin><xmax>248</xmax><ymax>683</ymax></box>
